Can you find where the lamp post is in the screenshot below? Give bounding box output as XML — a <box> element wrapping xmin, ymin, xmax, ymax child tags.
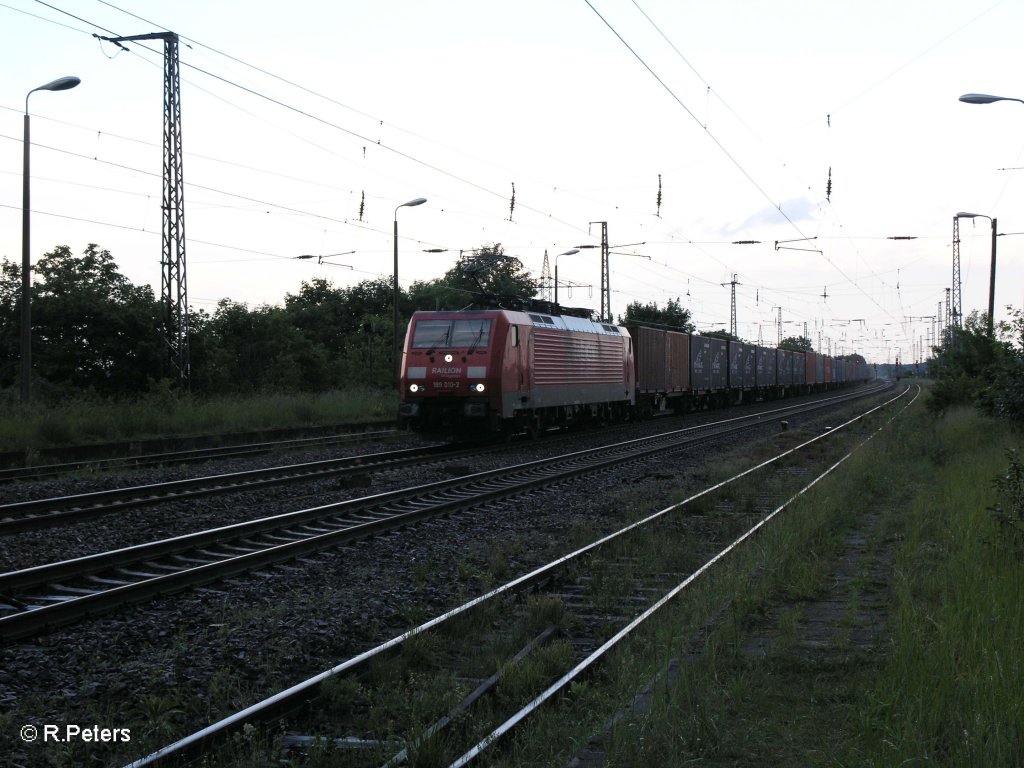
<box><xmin>393</xmin><ymin>197</ymin><xmax>427</xmax><ymax>386</ymax></box>
<box><xmin>955</xmin><ymin>211</ymin><xmax>998</xmax><ymax>336</ymax></box>
<box><xmin>553</xmin><ymin>249</ymin><xmax>579</xmax><ymax>306</ymax></box>
<box><xmin>21</xmin><ymin>76</ymin><xmax>81</xmax><ymax>404</ymax></box>
<box><xmin>957</xmin><ymin>92</ymin><xmax>1023</xmax><ymax>336</ymax></box>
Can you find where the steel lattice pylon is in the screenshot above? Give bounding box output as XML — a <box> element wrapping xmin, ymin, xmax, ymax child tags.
<box><xmin>102</xmin><ymin>31</ymin><xmax>189</xmax><ymax>386</ymax></box>
<box><xmin>596</xmin><ymin>221</ymin><xmax>610</xmax><ymax>322</ymax></box>
<box><xmin>951</xmin><ymin>216</ymin><xmax>962</xmax><ymax>330</ymax></box>
<box><xmin>540</xmin><ymin>249</ymin><xmax>552</xmax><ymax>302</ymax></box>
<box><xmin>721</xmin><ymin>273</ymin><xmax>740</xmax><ymax>337</ymax></box>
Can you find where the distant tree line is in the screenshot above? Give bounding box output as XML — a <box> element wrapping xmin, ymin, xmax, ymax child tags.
<box><xmin>2</xmin><ymin>242</ymin><xmax>898</xmax><ymax>403</ymax></box>
<box><xmin>0</xmin><ymin>243</ymin><xmax>539</xmax><ymax>400</ymax></box>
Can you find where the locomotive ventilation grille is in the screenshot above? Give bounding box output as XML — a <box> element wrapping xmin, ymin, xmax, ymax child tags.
<box><xmin>532</xmin><ymin>330</ymin><xmax>624</xmax><ymax>385</ymax></box>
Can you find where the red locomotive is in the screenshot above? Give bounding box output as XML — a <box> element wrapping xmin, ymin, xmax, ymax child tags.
<box><xmin>397</xmin><ymin>309</ymin><xmax>634</xmax><ymax>435</ymax></box>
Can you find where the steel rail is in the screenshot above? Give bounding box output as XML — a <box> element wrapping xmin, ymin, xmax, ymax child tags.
<box><xmin>0</xmin><ymin>383</ymin><xmax>889</xmax><ymax>641</ymax></box>
<box><xmin>451</xmin><ymin>384</ymin><xmax>921</xmax><ymax>765</ymax></box>
<box><xmin>0</xmin><ymin>424</ymin><xmax>397</xmax><ymax>483</ymax></box>
<box><xmin>2</xmin><ymin>383</ymin><xmax>887</xmax><ymax>534</ymax></box>
<box><xmin>0</xmin><ymin>442</ymin><xmax>456</xmax><ymax>534</ymax></box>
<box><xmin>120</xmin><ymin>383</ymin><xmax>909</xmax><ymax>768</ymax></box>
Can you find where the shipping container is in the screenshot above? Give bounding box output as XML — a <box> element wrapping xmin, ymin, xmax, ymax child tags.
<box><xmin>756</xmin><ymin>345</ymin><xmax>776</xmax><ymax>388</ymax></box>
<box><xmin>793</xmin><ymin>351</ymin><xmax>807</xmax><ymax>385</ymax></box>
<box><xmin>743</xmin><ymin>343</ymin><xmax>756</xmax><ymax>388</ymax></box>
<box><xmin>666</xmin><ymin>330</ymin><xmax>690</xmax><ymax>391</ymax></box>
<box><xmin>629</xmin><ymin>325</ymin><xmax>666</xmax><ymax>392</ymax></box>
<box><xmin>776</xmin><ymin>348</ymin><xmax>794</xmax><ymax>386</ymax></box>
<box><xmin>627</xmin><ymin>325</ymin><xmax>690</xmax><ymax>393</ymax></box>
<box><xmin>690</xmin><ymin>335</ymin><xmax>711</xmax><ymax>390</ymax></box>
<box><xmin>708</xmin><ymin>337</ymin><xmax>728</xmax><ymax>389</ymax></box>
<box><xmin>728</xmin><ymin>341</ymin><xmax>748</xmax><ymax>389</ymax></box>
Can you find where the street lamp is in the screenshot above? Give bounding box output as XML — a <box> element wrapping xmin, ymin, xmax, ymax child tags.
<box><xmin>393</xmin><ymin>197</ymin><xmax>427</xmax><ymax>386</ymax></box>
<box><xmin>21</xmin><ymin>76</ymin><xmax>81</xmax><ymax>403</ymax></box>
<box><xmin>955</xmin><ymin>211</ymin><xmax>998</xmax><ymax>336</ymax></box>
<box><xmin>959</xmin><ymin>93</ymin><xmax>1024</xmax><ymax>106</ymax></box>
<box><xmin>957</xmin><ymin>92</ymin><xmax>1023</xmax><ymax>336</ymax></box>
<box><xmin>553</xmin><ymin>249</ymin><xmax>579</xmax><ymax>306</ymax></box>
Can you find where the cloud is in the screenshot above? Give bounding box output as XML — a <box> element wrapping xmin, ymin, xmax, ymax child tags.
<box><xmin>721</xmin><ymin>196</ymin><xmax>819</xmax><ymax>236</ymax></box>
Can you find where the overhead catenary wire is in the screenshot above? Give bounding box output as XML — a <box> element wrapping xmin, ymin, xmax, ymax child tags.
<box><xmin>2</xmin><ymin>1</ymin><xmax>987</xmax><ymax>360</ymax></box>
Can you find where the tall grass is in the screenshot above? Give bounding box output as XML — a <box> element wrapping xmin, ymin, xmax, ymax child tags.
<box><xmin>861</xmin><ymin>407</ymin><xmax>1023</xmax><ymax>766</ymax></box>
<box><xmin>493</xmin><ymin>397</ymin><xmax>1023</xmax><ymax>766</ymax></box>
<box><xmin>0</xmin><ymin>388</ymin><xmax>398</xmax><ymax>451</ymax></box>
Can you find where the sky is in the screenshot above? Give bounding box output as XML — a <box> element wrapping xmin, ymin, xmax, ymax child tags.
<box><xmin>2</xmin><ymin>0</ymin><xmax>1023</xmax><ymax>365</ymax></box>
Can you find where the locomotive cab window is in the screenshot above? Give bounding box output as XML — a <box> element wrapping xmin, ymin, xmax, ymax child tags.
<box><xmin>411</xmin><ymin>320</ymin><xmax>452</xmax><ymax>349</ymax></box>
<box><xmin>411</xmin><ymin>319</ymin><xmax>492</xmax><ymax>349</ymax></box>
<box><xmin>451</xmin><ymin>319</ymin><xmax>492</xmax><ymax>348</ymax></box>
<box><xmin>510</xmin><ymin>325</ymin><xmax>519</xmax><ymax>348</ymax></box>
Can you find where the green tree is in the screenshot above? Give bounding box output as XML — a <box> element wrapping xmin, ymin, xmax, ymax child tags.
<box><xmin>702</xmin><ymin>329</ymin><xmax>738</xmax><ymax>342</ymax></box>
<box><xmin>780</xmin><ymin>335</ymin><xmax>813</xmax><ymax>352</ymax></box>
<box><xmin>839</xmin><ymin>352</ymin><xmax>867</xmax><ymax>365</ymax></box>
<box><xmin>927</xmin><ymin>311</ymin><xmax>1005</xmax><ymax>414</ymax></box>
<box><xmin>619</xmin><ymin>297</ymin><xmax>694</xmax><ymax>332</ymax></box>
<box><xmin>26</xmin><ymin>244</ymin><xmax>163</xmax><ymax>395</ymax></box>
<box><xmin>0</xmin><ymin>258</ymin><xmax>21</xmax><ymax>391</ymax></box>
<box><xmin>976</xmin><ymin>309</ymin><xmax>1024</xmax><ymax>423</ymax></box>
<box><xmin>282</xmin><ymin>277</ymin><xmax>396</xmax><ymax>386</ymax></box>
<box><xmin>408</xmin><ymin>279</ymin><xmax>472</xmax><ymax>313</ymax></box>
<box><xmin>410</xmin><ymin>244</ymin><xmax>538</xmax><ymax>311</ymax></box>
<box><xmin>195</xmin><ymin>299</ymin><xmax>333</xmax><ymax>393</ymax></box>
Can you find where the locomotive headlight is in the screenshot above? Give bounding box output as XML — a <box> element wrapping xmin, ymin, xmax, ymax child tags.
<box><xmin>444</xmin><ymin>353</ymin><xmax>454</xmax><ymax>363</ymax></box>
<box><xmin>409</xmin><ymin>383</ymin><xmax>420</xmax><ymax>393</ymax></box>
<box><xmin>474</xmin><ymin>383</ymin><xmax>486</xmax><ymax>393</ymax></box>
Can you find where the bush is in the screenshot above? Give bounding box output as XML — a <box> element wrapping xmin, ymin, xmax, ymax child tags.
<box><xmin>989</xmin><ymin>449</ymin><xmax>1024</xmax><ymax>556</ymax></box>
<box><xmin>926</xmin><ymin>373</ymin><xmax>976</xmax><ymax>414</ymax></box>
<box><xmin>929</xmin><ymin>309</ymin><xmax>1024</xmax><ymax>425</ymax></box>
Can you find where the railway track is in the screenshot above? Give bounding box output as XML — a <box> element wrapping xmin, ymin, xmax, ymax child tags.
<box><xmin>0</xmin><ymin>441</ymin><xmax>457</xmax><ymax>534</ymax></box>
<box><xmin>0</xmin><ymin>385</ymin><xmax>885</xmax><ymax>536</ymax></box>
<box><xmin>120</xmin><ymin>384</ymin><xmax>915</xmax><ymax>767</ymax></box>
<box><xmin>0</xmin><ymin>383</ymin><xmax>889</xmax><ymax>643</ymax></box>
<box><xmin>0</xmin><ymin>423</ymin><xmax>396</xmax><ymax>484</ymax></box>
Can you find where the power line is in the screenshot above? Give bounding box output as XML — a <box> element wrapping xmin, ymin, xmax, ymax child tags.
<box><xmin>582</xmin><ymin>0</ymin><xmax>906</xmax><ymax>330</ymax></box>
<box><xmin>27</xmin><ymin>0</ymin><xmax>590</xmax><ymax>235</ymax></box>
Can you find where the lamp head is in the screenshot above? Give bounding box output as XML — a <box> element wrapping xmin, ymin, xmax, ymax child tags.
<box><xmin>26</xmin><ymin>77</ymin><xmax>80</xmax><ymax>111</ymax></box>
<box><xmin>401</xmin><ymin>197</ymin><xmax>427</xmax><ymax>208</ymax></box>
<box><xmin>34</xmin><ymin>76</ymin><xmax>81</xmax><ymax>94</ymax></box>
<box><xmin>959</xmin><ymin>93</ymin><xmax>1008</xmax><ymax>105</ymax></box>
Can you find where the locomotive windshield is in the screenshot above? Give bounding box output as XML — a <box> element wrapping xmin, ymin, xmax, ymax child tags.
<box><xmin>411</xmin><ymin>318</ymin><xmax>492</xmax><ymax>349</ymax></box>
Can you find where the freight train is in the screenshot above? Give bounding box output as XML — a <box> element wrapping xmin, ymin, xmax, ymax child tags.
<box><xmin>397</xmin><ymin>308</ymin><xmax>871</xmax><ymax>436</ymax></box>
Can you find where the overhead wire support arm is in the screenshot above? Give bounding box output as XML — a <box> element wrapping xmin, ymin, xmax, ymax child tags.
<box><xmin>774</xmin><ymin>237</ymin><xmax>822</xmax><ymax>254</ymax></box>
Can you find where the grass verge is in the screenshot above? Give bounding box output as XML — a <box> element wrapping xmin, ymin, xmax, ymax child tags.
<box><xmin>0</xmin><ymin>388</ymin><xmax>397</xmax><ymax>452</ymax></box>
<box><xmin>496</xmin><ymin>395</ymin><xmax>1023</xmax><ymax>766</ymax></box>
